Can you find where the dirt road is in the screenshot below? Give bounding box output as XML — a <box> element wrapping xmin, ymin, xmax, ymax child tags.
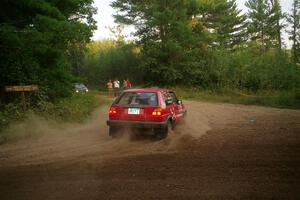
<box><xmin>0</xmin><ymin>100</ymin><xmax>300</xmax><ymax>199</ymax></box>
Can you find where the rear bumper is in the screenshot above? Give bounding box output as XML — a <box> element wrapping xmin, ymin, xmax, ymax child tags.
<box><xmin>107</xmin><ymin>120</ymin><xmax>167</xmax><ymax>128</ymax></box>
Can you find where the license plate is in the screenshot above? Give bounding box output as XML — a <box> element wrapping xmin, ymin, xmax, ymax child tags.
<box><xmin>128</xmin><ymin>108</ymin><xmax>140</xmax><ymax>115</ymax></box>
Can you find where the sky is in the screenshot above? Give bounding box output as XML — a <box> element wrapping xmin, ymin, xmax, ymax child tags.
<box><xmin>92</xmin><ymin>0</ymin><xmax>293</xmax><ymax>47</ymax></box>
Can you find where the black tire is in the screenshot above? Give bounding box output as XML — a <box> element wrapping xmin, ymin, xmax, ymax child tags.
<box><xmin>109</xmin><ymin>126</ymin><xmax>121</xmax><ymax>138</ymax></box>
<box><xmin>154</xmin><ymin>120</ymin><xmax>172</xmax><ymax>139</ymax></box>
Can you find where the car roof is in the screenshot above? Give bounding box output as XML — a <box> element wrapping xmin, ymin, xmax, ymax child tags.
<box><xmin>124</xmin><ymin>88</ymin><xmax>170</xmax><ymax>93</ymax></box>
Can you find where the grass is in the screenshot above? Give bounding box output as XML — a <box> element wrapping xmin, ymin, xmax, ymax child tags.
<box><xmin>171</xmin><ymin>87</ymin><xmax>300</xmax><ymax>109</ymax></box>
<box><xmin>99</xmin><ymin>84</ymin><xmax>300</xmax><ymax>109</ymax></box>
<box><xmin>0</xmin><ymin>91</ymin><xmax>108</xmax><ymax>143</ymax></box>
<box><xmin>35</xmin><ymin>91</ymin><xmax>107</xmax><ymax>122</ymax></box>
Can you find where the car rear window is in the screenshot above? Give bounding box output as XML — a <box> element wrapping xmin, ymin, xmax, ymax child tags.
<box><xmin>116</xmin><ymin>92</ymin><xmax>158</xmax><ymax>106</ymax></box>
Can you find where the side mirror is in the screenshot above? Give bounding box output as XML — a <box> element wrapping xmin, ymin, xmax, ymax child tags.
<box><xmin>177</xmin><ymin>100</ymin><xmax>182</xmax><ymax>105</ymax></box>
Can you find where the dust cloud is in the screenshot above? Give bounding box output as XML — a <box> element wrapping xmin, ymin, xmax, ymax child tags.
<box><xmin>1</xmin><ymin>100</ymin><xmax>300</xmax><ymax>200</ymax></box>
<box><xmin>2</xmin><ymin>100</ymin><xmax>293</xmax><ymax>168</ymax></box>
<box><xmin>0</xmin><ymin>101</ymin><xmax>215</xmax><ymax>167</ymax></box>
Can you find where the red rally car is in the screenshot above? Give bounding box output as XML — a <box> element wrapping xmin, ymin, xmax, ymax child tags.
<box><xmin>107</xmin><ymin>88</ymin><xmax>187</xmax><ymax>138</ymax></box>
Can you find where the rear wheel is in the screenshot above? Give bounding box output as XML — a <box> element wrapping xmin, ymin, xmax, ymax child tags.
<box><xmin>109</xmin><ymin>126</ymin><xmax>121</xmax><ymax>138</ymax></box>
<box><xmin>154</xmin><ymin>120</ymin><xmax>172</xmax><ymax>139</ymax></box>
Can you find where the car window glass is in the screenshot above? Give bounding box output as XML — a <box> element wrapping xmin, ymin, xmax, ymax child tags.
<box><xmin>164</xmin><ymin>94</ymin><xmax>173</xmax><ymax>106</ymax></box>
<box><xmin>169</xmin><ymin>92</ymin><xmax>178</xmax><ymax>103</ymax></box>
<box><xmin>117</xmin><ymin>93</ymin><xmax>132</xmax><ymax>105</ymax></box>
<box><xmin>116</xmin><ymin>92</ymin><xmax>158</xmax><ymax>106</ymax></box>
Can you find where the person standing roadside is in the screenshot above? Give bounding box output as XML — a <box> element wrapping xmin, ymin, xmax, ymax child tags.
<box><xmin>126</xmin><ymin>79</ymin><xmax>132</xmax><ymax>89</ymax></box>
<box><xmin>122</xmin><ymin>79</ymin><xmax>128</xmax><ymax>90</ymax></box>
<box><xmin>113</xmin><ymin>79</ymin><xmax>120</xmax><ymax>97</ymax></box>
<box><xmin>107</xmin><ymin>80</ymin><xmax>113</xmax><ymax>97</ymax></box>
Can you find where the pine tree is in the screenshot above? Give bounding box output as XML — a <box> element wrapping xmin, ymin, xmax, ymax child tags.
<box><xmin>246</xmin><ymin>0</ymin><xmax>267</xmax><ymax>49</ymax></box>
<box><xmin>0</xmin><ymin>0</ymin><xmax>96</xmax><ymax>100</ymax></box>
<box><xmin>213</xmin><ymin>0</ymin><xmax>248</xmax><ymax>50</ymax></box>
<box><xmin>187</xmin><ymin>0</ymin><xmax>216</xmax><ymax>51</ymax></box>
<box><xmin>111</xmin><ymin>0</ymin><xmax>197</xmax><ymax>84</ymax></box>
<box><xmin>287</xmin><ymin>0</ymin><xmax>300</xmax><ymax>63</ymax></box>
<box><xmin>268</xmin><ymin>0</ymin><xmax>283</xmax><ymax>48</ymax></box>
<box><xmin>245</xmin><ymin>0</ymin><xmax>282</xmax><ymax>50</ymax></box>
<box><xmin>188</xmin><ymin>0</ymin><xmax>247</xmax><ymax>50</ymax></box>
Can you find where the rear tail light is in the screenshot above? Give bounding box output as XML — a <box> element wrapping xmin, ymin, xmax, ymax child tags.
<box><xmin>152</xmin><ymin>108</ymin><xmax>162</xmax><ymax>116</ymax></box>
<box><xmin>109</xmin><ymin>107</ymin><xmax>117</xmax><ymax>114</ymax></box>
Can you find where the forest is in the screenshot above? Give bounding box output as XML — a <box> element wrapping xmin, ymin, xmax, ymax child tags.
<box><xmin>83</xmin><ymin>0</ymin><xmax>300</xmax><ymax>90</ymax></box>
<box><xmin>0</xmin><ymin>0</ymin><xmax>300</xmax><ymax>130</ymax></box>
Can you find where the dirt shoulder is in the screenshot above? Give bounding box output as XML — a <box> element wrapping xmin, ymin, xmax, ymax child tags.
<box><xmin>0</xmin><ymin>101</ymin><xmax>299</xmax><ymax>199</ymax></box>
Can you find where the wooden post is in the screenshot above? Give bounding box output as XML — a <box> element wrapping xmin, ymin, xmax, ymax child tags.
<box><xmin>20</xmin><ymin>91</ymin><xmax>26</xmax><ymax>111</ymax></box>
<box><xmin>5</xmin><ymin>85</ymin><xmax>38</xmax><ymax>112</ymax></box>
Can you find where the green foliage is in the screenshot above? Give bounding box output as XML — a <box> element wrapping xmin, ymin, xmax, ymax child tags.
<box><xmin>0</xmin><ymin>0</ymin><xmax>96</xmax><ymax>101</ymax></box>
<box><xmin>34</xmin><ymin>92</ymin><xmax>102</xmax><ymax>122</ymax></box>
<box><xmin>0</xmin><ymin>92</ymin><xmax>104</xmax><ymax>142</ymax></box>
<box><xmin>80</xmin><ymin>0</ymin><xmax>300</xmax><ymax>93</ymax></box>
<box><xmin>0</xmin><ymin>103</ymin><xmax>24</xmax><ymax>131</ymax></box>
<box><xmin>172</xmin><ymin>86</ymin><xmax>300</xmax><ymax>109</ymax></box>
<box><xmin>246</xmin><ymin>0</ymin><xmax>283</xmax><ymax>49</ymax></box>
<box><xmin>110</xmin><ymin>0</ymin><xmax>249</xmax><ymax>85</ymax></box>
<box><xmin>194</xmin><ymin>0</ymin><xmax>248</xmax><ymax>49</ymax></box>
<box><xmin>211</xmin><ymin>48</ymin><xmax>300</xmax><ymax>90</ymax></box>
<box><xmin>287</xmin><ymin>0</ymin><xmax>300</xmax><ymax>63</ymax></box>
<box><xmin>81</xmin><ymin>40</ymin><xmax>142</xmax><ymax>88</ymax></box>
<box><xmin>112</xmin><ymin>0</ymin><xmax>199</xmax><ymax>85</ymax></box>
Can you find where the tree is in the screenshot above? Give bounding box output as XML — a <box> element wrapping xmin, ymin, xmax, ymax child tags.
<box><xmin>287</xmin><ymin>0</ymin><xmax>300</xmax><ymax>63</ymax></box>
<box><xmin>82</xmin><ymin>40</ymin><xmax>142</xmax><ymax>88</ymax></box>
<box><xmin>245</xmin><ymin>0</ymin><xmax>283</xmax><ymax>50</ymax></box>
<box><xmin>109</xmin><ymin>0</ymin><xmax>300</xmax><ymax>89</ymax></box>
<box><xmin>0</xmin><ymin>0</ymin><xmax>96</xmax><ymax>101</ymax></box>
<box><xmin>269</xmin><ymin>0</ymin><xmax>283</xmax><ymax>48</ymax></box>
<box><xmin>208</xmin><ymin>0</ymin><xmax>248</xmax><ymax>50</ymax></box>
<box><xmin>111</xmin><ymin>0</ymin><xmax>198</xmax><ymax>85</ymax></box>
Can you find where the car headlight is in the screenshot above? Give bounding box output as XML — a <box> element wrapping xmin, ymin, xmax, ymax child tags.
<box><xmin>86</xmin><ymin>89</ymin><xmax>89</xmax><ymax>92</ymax></box>
<box><xmin>76</xmin><ymin>90</ymin><xmax>79</xmax><ymax>93</ymax></box>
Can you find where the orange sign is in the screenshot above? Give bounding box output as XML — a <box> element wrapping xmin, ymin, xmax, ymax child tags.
<box><xmin>5</xmin><ymin>85</ymin><xmax>39</xmax><ymax>92</ymax></box>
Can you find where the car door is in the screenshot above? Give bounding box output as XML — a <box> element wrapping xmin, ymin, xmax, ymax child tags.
<box><xmin>164</xmin><ymin>93</ymin><xmax>175</xmax><ymax>122</ymax></box>
<box><xmin>169</xmin><ymin>91</ymin><xmax>184</xmax><ymax>123</ymax></box>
